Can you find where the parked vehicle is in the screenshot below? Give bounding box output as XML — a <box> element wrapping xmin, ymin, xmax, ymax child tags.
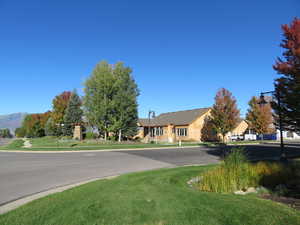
<box><xmin>230</xmin><ymin>135</ymin><xmax>244</xmax><ymax>141</ymax></box>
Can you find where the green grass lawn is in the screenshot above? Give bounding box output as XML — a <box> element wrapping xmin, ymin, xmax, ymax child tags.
<box><xmin>0</xmin><ymin>137</ymin><xmax>202</xmax><ymax>151</ymax></box>
<box><xmin>0</xmin><ymin>165</ymin><xmax>299</xmax><ymax>225</ymax></box>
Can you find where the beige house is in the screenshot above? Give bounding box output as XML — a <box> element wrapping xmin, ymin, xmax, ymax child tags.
<box><xmin>137</xmin><ymin>108</ymin><xmax>248</xmax><ymax>143</ymax></box>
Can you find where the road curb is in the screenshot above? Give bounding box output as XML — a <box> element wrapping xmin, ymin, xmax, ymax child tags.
<box><xmin>0</xmin><ymin>175</ymin><xmax>119</xmax><ymax>215</ymax></box>
<box><xmin>0</xmin><ymin>145</ymin><xmax>202</xmax><ymax>153</ymax></box>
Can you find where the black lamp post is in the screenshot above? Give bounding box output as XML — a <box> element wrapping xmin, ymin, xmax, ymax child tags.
<box><xmin>148</xmin><ymin>110</ymin><xmax>155</xmax><ymax>143</ymax></box>
<box><xmin>258</xmin><ymin>90</ymin><xmax>286</xmax><ymax>162</ymax></box>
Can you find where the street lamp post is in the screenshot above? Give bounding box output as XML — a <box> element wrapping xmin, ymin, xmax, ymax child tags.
<box><xmin>148</xmin><ymin>110</ymin><xmax>155</xmax><ymax>143</ymax></box>
<box><xmin>258</xmin><ymin>90</ymin><xmax>286</xmax><ymax>162</ymax></box>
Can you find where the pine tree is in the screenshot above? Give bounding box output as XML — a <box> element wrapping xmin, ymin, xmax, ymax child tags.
<box><xmin>45</xmin><ymin>117</ymin><xmax>58</xmax><ymax>136</ymax></box>
<box><xmin>246</xmin><ymin>96</ymin><xmax>274</xmax><ymax>135</ymax></box>
<box><xmin>210</xmin><ymin>88</ymin><xmax>240</xmax><ymax>142</ymax></box>
<box><xmin>273</xmin><ymin>18</ymin><xmax>300</xmax><ymax>132</ymax></box>
<box><xmin>63</xmin><ymin>90</ymin><xmax>83</xmax><ymax>136</ymax></box>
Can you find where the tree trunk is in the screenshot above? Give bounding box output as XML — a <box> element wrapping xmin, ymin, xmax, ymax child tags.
<box><xmin>104</xmin><ymin>131</ymin><xmax>107</xmax><ymax>141</ymax></box>
<box><xmin>118</xmin><ymin>129</ymin><xmax>122</xmax><ymax>142</ymax></box>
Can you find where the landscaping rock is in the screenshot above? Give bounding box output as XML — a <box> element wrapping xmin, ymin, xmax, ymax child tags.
<box><xmin>234</xmin><ymin>187</ymin><xmax>257</xmax><ymax>195</ymax></box>
<box><xmin>246</xmin><ymin>187</ymin><xmax>257</xmax><ymax>193</ymax></box>
<box><xmin>234</xmin><ymin>190</ymin><xmax>247</xmax><ymax>195</ymax></box>
<box><xmin>187</xmin><ymin>177</ymin><xmax>201</xmax><ymax>187</ymax></box>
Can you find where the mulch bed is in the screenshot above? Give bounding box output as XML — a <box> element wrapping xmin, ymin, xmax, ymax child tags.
<box><xmin>261</xmin><ymin>194</ymin><xmax>300</xmax><ymax>211</ymax></box>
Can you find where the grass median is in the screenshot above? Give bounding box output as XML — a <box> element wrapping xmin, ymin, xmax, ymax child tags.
<box><xmin>0</xmin><ymin>165</ymin><xmax>299</xmax><ymax>225</ymax></box>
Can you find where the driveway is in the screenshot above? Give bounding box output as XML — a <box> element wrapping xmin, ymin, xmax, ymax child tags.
<box><xmin>0</xmin><ymin>147</ymin><xmax>219</xmax><ymax>206</ymax></box>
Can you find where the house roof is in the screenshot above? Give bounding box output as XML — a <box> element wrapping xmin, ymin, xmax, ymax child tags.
<box><xmin>138</xmin><ymin>108</ymin><xmax>211</xmax><ymax>127</ymax></box>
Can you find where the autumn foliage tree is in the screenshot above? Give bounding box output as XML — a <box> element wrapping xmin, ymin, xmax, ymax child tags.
<box><xmin>273</xmin><ymin>18</ymin><xmax>300</xmax><ymax>132</ymax></box>
<box><xmin>51</xmin><ymin>91</ymin><xmax>72</xmax><ymax>135</ymax></box>
<box><xmin>210</xmin><ymin>88</ymin><xmax>240</xmax><ymax>142</ymax></box>
<box><xmin>246</xmin><ymin>96</ymin><xmax>274</xmax><ymax>135</ymax></box>
<box><xmin>19</xmin><ymin>112</ymin><xmax>51</xmax><ymax>137</ymax></box>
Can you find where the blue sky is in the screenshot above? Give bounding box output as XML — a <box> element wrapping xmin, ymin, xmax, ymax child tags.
<box><xmin>0</xmin><ymin>0</ymin><xmax>299</xmax><ymax>118</ymax></box>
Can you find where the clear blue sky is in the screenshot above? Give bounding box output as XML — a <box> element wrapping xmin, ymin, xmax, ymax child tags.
<box><xmin>0</xmin><ymin>0</ymin><xmax>299</xmax><ymax>118</ymax></box>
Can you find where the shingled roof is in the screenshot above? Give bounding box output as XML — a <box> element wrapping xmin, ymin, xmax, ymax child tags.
<box><xmin>138</xmin><ymin>108</ymin><xmax>211</xmax><ymax>126</ymax></box>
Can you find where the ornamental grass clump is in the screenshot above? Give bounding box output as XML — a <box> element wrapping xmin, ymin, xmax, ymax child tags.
<box><xmin>197</xmin><ymin>148</ymin><xmax>291</xmax><ymax>193</ymax></box>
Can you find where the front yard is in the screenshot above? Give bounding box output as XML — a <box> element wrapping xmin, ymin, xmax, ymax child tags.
<box><xmin>0</xmin><ymin>165</ymin><xmax>299</xmax><ymax>225</ymax></box>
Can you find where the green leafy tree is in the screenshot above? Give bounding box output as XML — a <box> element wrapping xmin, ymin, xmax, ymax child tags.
<box><xmin>63</xmin><ymin>90</ymin><xmax>83</xmax><ymax>136</ymax></box>
<box><xmin>0</xmin><ymin>128</ymin><xmax>13</xmax><ymax>138</ymax></box>
<box><xmin>84</xmin><ymin>61</ymin><xmax>139</xmax><ymax>141</ymax></box>
<box><xmin>210</xmin><ymin>88</ymin><xmax>240</xmax><ymax>142</ymax></box>
<box><xmin>273</xmin><ymin>18</ymin><xmax>300</xmax><ymax>132</ymax></box>
<box><xmin>84</xmin><ymin>61</ymin><xmax>115</xmax><ymax>140</ymax></box>
<box><xmin>110</xmin><ymin>62</ymin><xmax>139</xmax><ymax>141</ymax></box>
<box><xmin>246</xmin><ymin>96</ymin><xmax>274</xmax><ymax>135</ymax></box>
<box><xmin>15</xmin><ymin>127</ymin><xmax>26</xmax><ymax>138</ymax></box>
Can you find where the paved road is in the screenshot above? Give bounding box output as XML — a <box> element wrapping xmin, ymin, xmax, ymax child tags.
<box><xmin>0</xmin><ymin>147</ymin><xmax>219</xmax><ymax>206</ymax></box>
<box><xmin>1</xmin><ymin>142</ymin><xmax>300</xmax><ymax>207</ymax></box>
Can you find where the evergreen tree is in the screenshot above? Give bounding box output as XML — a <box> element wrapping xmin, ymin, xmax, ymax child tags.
<box><xmin>63</xmin><ymin>90</ymin><xmax>83</xmax><ymax>136</ymax></box>
<box><xmin>45</xmin><ymin>117</ymin><xmax>58</xmax><ymax>136</ymax></box>
<box><xmin>273</xmin><ymin>18</ymin><xmax>300</xmax><ymax>132</ymax></box>
<box><xmin>246</xmin><ymin>96</ymin><xmax>274</xmax><ymax>135</ymax></box>
<box><xmin>210</xmin><ymin>88</ymin><xmax>240</xmax><ymax>142</ymax></box>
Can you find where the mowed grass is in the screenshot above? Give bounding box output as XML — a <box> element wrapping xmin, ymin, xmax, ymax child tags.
<box><xmin>0</xmin><ymin>139</ymin><xmax>24</xmax><ymax>149</ymax></box>
<box><xmin>1</xmin><ymin>166</ymin><xmax>299</xmax><ymax>225</ymax></box>
<box><xmin>0</xmin><ymin>136</ymin><xmax>201</xmax><ymax>151</ymax></box>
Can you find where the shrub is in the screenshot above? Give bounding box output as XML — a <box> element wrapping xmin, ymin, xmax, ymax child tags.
<box><xmin>85</xmin><ymin>132</ymin><xmax>97</xmax><ymax>139</ymax></box>
<box><xmin>197</xmin><ymin>148</ymin><xmax>292</xmax><ymax>193</ymax></box>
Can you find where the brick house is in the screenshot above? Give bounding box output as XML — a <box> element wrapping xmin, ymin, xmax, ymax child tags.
<box><xmin>137</xmin><ymin>108</ymin><xmax>248</xmax><ymax>143</ymax></box>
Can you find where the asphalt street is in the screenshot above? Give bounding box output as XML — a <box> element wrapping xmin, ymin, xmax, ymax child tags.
<box><xmin>1</xmin><ymin>142</ymin><xmax>300</xmax><ymax>207</ymax></box>
<box><xmin>0</xmin><ymin>147</ymin><xmax>219</xmax><ymax>206</ymax></box>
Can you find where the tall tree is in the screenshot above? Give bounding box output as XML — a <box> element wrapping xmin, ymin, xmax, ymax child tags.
<box><xmin>84</xmin><ymin>61</ymin><xmax>115</xmax><ymax>140</ymax></box>
<box><xmin>84</xmin><ymin>61</ymin><xmax>139</xmax><ymax>141</ymax></box>
<box><xmin>110</xmin><ymin>62</ymin><xmax>139</xmax><ymax>141</ymax></box>
<box><xmin>63</xmin><ymin>90</ymin><xmax>83</xmax><ymax>136</ymax></box>
<box><xmin>210</xmin><ymin>88</ymin><xmax>240</xmax><ymax>142</ymax></box>
<box><xmin>51</xmin><ymin>91</ymin><xmax>72</xmax><ymax>135</ymax></box>
<box><xmin>273</xmin><ymin>18</ymin><xmax>300</xmax><ymax>132</ymax></box>
<box><xmin>246</xmin><ymin>96</ymin><xmax>274</xmax><ymax>135</ymax></box>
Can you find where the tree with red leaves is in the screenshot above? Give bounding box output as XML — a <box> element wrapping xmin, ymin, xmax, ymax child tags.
<box><xmin>210</xmin><ymin>88</ymin><xmax>240</xmax><ymax>142</ymax></box>
<box><xmin>20</xmin><ymin>111</ymin><xmax>51</xmax><ymax>137</ymax></box>
<box><xmin>51</xmin><ymin>91</ymin><xmax>72</xmax><ymax>135</ymax></box>
<box><xmin>273</xmin><ymin>18</ymin><xmax>300</xmax><ymax>132</ymax></box>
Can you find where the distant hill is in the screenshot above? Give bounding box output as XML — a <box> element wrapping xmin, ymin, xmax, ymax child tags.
<box><xmin>0</xmin><ymin>113</ymin><xmax>27</xmax><ymax>134</ymax></box>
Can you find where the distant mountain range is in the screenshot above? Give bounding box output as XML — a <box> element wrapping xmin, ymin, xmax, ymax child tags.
<box><xmin>0</xmin><ymin>113</ymin><xmax>27</xmax><ymax>134</ymax></box>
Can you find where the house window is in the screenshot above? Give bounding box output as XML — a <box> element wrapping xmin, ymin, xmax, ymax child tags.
<box><xmin>176</xmin><ymin>128</ymin><xmax>188</xmax><ymax>136</ymax></box>
<box><xmin>155</xmin><ymin>127</ymin><xmax>164</xmax><ymax>136</ymax></box>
